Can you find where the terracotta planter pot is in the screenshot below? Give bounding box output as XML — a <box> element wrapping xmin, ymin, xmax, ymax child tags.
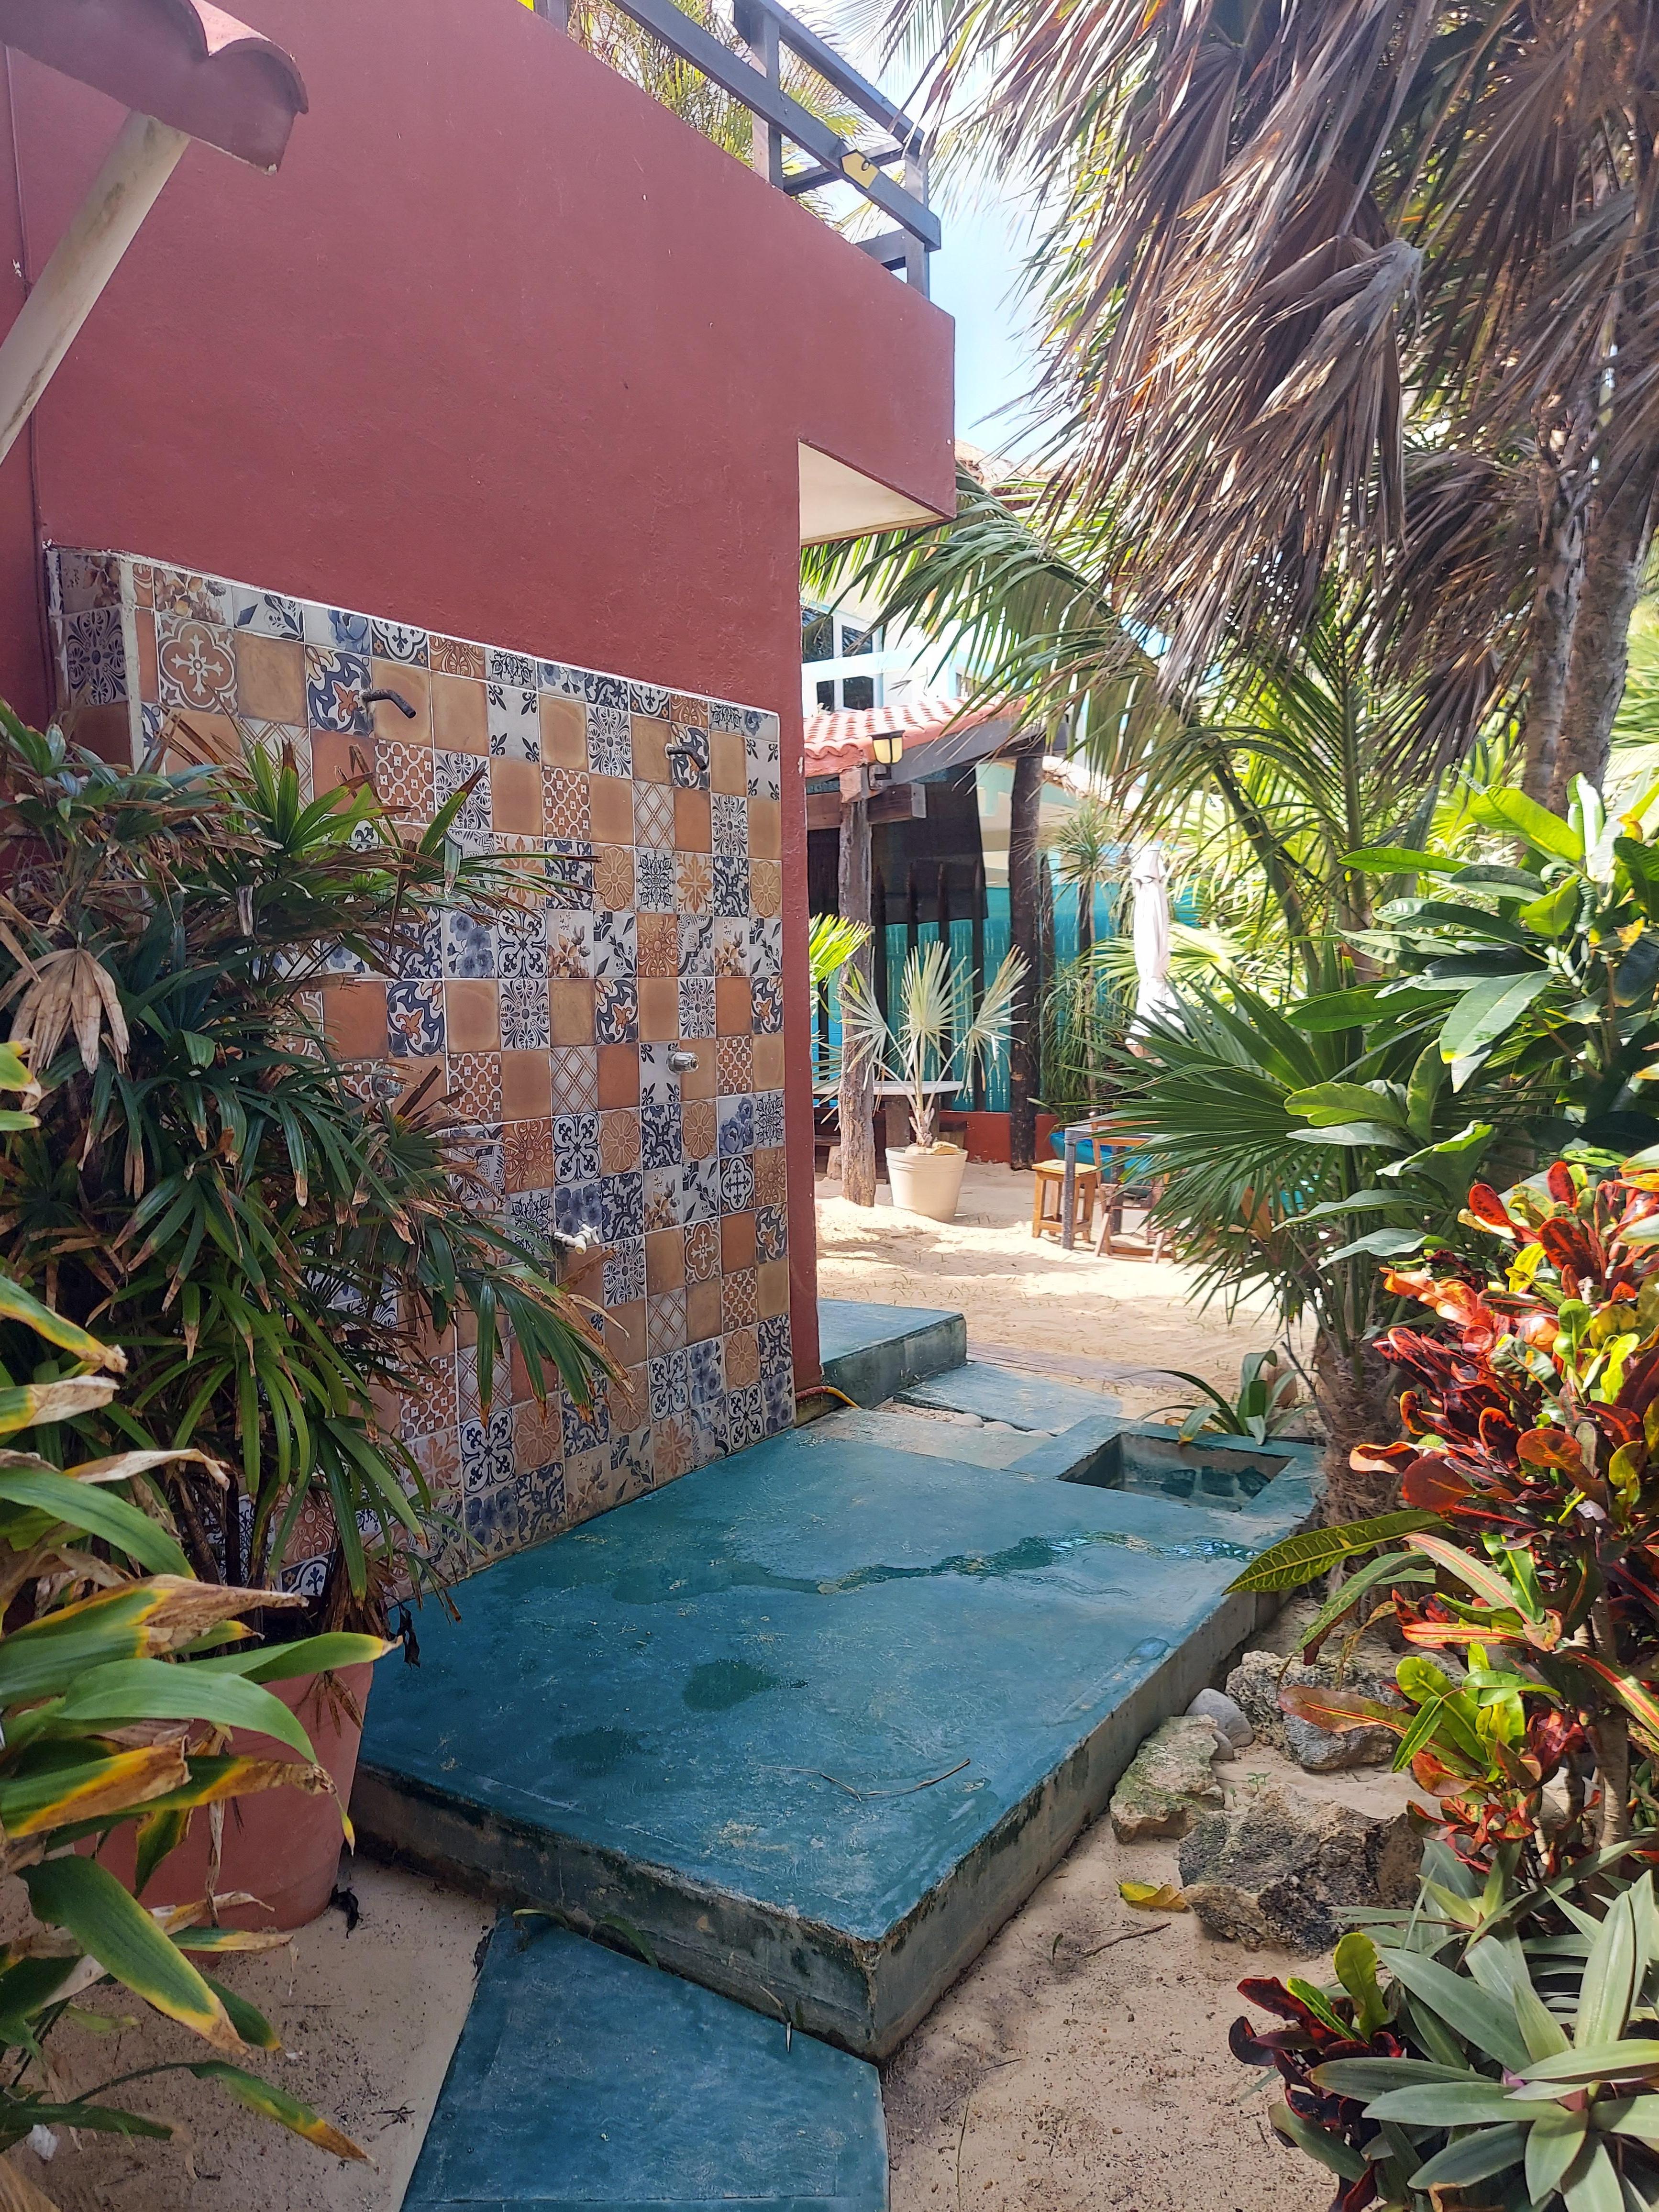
<box><xmin>92</xmin><ymin>1663</ymin><xmax>374</xmax><ymax>1931</ymax></box>
<box><xmin>888</xmin><ymin>1143</ymin><xmax>968</xmax><ymax>1223</ymax></box>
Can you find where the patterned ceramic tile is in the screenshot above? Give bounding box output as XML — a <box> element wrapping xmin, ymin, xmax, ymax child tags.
<box><xmin>633</xmin><ymin>782</ymin><xmax>675</xmax><ymax>850</ymax></box>
<box><xmin>47</xmin><ymin>547</ymin><xmax>787</xmax><ymax>1580</ymax></box>
<box><xmin>489</xmin><ymin>682</ymin><xmax>541</xmax><ymax>760</ymax></box>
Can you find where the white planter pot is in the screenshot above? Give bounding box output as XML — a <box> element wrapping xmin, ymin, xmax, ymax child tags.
<box><xmin>888</xmin><ymin>1144</ymin><xmax>968</xmax><ymax>1223</ymax></box>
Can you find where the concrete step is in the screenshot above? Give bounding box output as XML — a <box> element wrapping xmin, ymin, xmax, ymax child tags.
<box><xmin>355</xmin><ymin>1421</ymin><xmax>1316</xmax><ymax>2059</ymax></box>
<box><xmin>404</xmin><ymin>1917</ymin><xmax>886</xmax><ymax>2210</ymax></box>
<box><xmin>817</xmin><ymin>1299</ymin><xmax>966</xmax><ymax>1407</ymax></box>
<box><xmin>896</xmin><ymin>1359</ymin><xmax>1119</xmax><ymax>1431</ymax></box>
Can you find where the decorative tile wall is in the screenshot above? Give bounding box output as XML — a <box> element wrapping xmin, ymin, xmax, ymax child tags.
<box><xmin>47</xmin><ymin>548</ymin><xmax>795</xmax><ymax>1587</ymax></box>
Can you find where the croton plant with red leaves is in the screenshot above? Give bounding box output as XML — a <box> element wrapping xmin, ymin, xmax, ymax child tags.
<box><xmin>1225</xmin><ymin>1156</ymin><xmax>1659</xmax><ymax>2212</ymax></box>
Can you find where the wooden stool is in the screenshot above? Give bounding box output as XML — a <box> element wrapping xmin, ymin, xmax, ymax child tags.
<box><xmin>1032</xmin><ymin>1157</ymin><xmax>1099</xmax><ymax>1241</ymax></box>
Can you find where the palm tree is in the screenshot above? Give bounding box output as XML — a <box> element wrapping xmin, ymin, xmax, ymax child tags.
<box><xmin>882</xmin><ymin>0</ymin><xmax>1659</xmax><ymax>801</ymax></box>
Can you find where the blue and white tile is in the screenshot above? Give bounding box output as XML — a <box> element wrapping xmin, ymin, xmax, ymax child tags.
<box><xmin>585</xmin><ymin>705</ymin><xmax>631</xmax><ymax>778</ymax></box>
<box><xmin>686</xmin><ymin>1335</ymin><xmax>723</xmax><ymax>1408</ymax></box>
<box><xmin>553</xmin><ymin>1113</ymin><xmax>601</xmax><ymax>1182</ymax></box>
<box><xmin>648</xmin><ymin>1348</ymin><xmax>691</xmax><ymax>1419</ymax></box>
<box><xmin>754</xmin><ymin>1090</ymin><xmax>785</xmax><ymax>1149</ymax></box>
<box><xmin>538</xmin><ymin>660</ymin><xmax>586</xmax><ymax>699</ymax></box>
<box><xmin>712</xmin><ymin>857</ymin><xmax>749</xmax><ymax>918</ymax></box>
<box><xmin>442</xmin><ymin>909</ymin><xmax>497</xmax><ymax>979</ymax></box>
<box><xmin>677</xmin><ymin>913</ymin><xmax>715</xmax><ymax>977</ymax></box>
<box><xmin>584</xmin><ymin>672</ymin><xmax>628</xmax><ymax>709</ymax></box>
<box><xmin>498</xmin><ymin>912</ymin><xmax>549</xmax><ymax>980</ymax></box>
<box><xmin>591</xmin><ymin>908</ymin><xmax>636</xmax><ymax>981</ymax></box>
<box><xmin>758</xmin><ymin>1313</ymin><xmax>792</xmax><ymax>1365</ymax></box>
<box><xmin>756</xmin><ymin>1202</ymin><xmax>788</xmax><ymax>1263</ymax></box>
<box><xmin>553</xmin><ymin>1179</ymin><xmax>603</xmax><ymax>1238</ymax></box>
<box><xmin>508</xmin><ymin>1187</ymin><xmax>554</xmax><ymax>1244</ymax></box>
<box><xmin>678</xmin><ymin>977</ymin><xmax>715</xmax><ymax>1038</ymax></box>
<box><xmin>434</xmin><ymin>750</ymin><xmax>492</xmax><ymax>834</ymax></box>
<box><xmin>638</xmin><ymin>1042</ymin><xmax>679</xmax><ymax>1110</ymax></box>
<box><xmin>603</xmin><ymin>1237</ymin><xmax>646</xmax><ymax>1305</ymax></box>
<box><xmin>600</xmin><ymin>1171</ymin><xmax>643</xmax><ymax>1243</ymax></box>
<box><xmin>561</xmin><ymin>1384</ymin><xmax>609</xmax><ymax>1457</ymax></box>
<box><xmin>520</xmin><ymin>1462</ymin><xmax>567</xmax><ymax>1546</ymax></box>
<box><xmin>635</xmin><ymin>851</ymin><xmax>675</xmax><ymax>913</ymax></box>
<box><xmin>712</xmin><ymin>793</ymin><xmax>748</xmax><ymax>855</ymax></box>
<box><xmin>717</xmin><ymin>1094</ymin><xmax>754</xmax><ymax>1156</ymax></box>
<box><xmin>629</xmin><ymin>682</ymin><xmax>669</xmax><ymax>718</ymax></box>
<box><xmin>641</xmin><ymin>1100</ymin><xmax>681</xmax><ymax>1169</ymax></box>
<box><xmin>719</xmin><ymin>1152</ymin><xmax>755</xmax><ymax>1214</ymax></box>
<box><xmin>302</xmin><ymin>603</ymin><xmax>372</xmax><ymax>653</ymax></box>
<box><xmin>305</xmin><ymin>646</ymin><xmax>372</xmax><ymax>732</ymax></box>
<box><xmin>465</xmin><ymin>1478</ymin><xmax>523</xmax><ymax>1561</ymax></box>
<box><xmin>460</xmin><ymin>1407</ymin><xmax>517</xmax><ymax>1493</ymax></box>
<box><xmin>387</xmin><ymin>978</ymin><xmax>445</xmax><ymax>1057</ymax></box>
<box><xmin>667</xmin><ymin>726</ymin><xmax>709</xmax><ymax>789</ymax></box>
<box><xmin>682</xmin><ymin>1155</ymin><xmax>721</xmax><ymax>1225</ymax></box>
<box><xmin>487</xmin><ymin>682</ymin><xmax>540</xmax><ymax>759</ymax></box>
<box><xmin>500</xmin><ymin>979</ymin><xmax>551</xmax><ymax>1051</ymax></box>
<box><xmin>725</xmin><ymin>1385</ymin><xmax>766</xmax><ymax>1452</ymax></box>
<box><xmin>488</xmin><ymin>647</ymin><xmax>537</xmax><ymax>687</ymax></box>
<box><xmin>371</xmin><ymin>618</ymin><xmax>428</xmax><ymax>664</ymax></box>
<box><xmin>61</xmin><ymin>607</ymin><xmax>126</xmax><ymax>705</ymax></box>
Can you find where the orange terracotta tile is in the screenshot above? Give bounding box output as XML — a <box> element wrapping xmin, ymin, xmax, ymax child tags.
<box><xmin>681</xmin><ymin>1098</ymin><xmax>716</xmax><ymax>1158</ymax></box>
<box><xmin>748</xmin><ymin>799</ymin><xmax>782</xmax><ymax>862</ymax></box>
<box><xmin>752</xmin><ymin>1033</ymin><xmax>785</xmax><ymax>1089</ymax></box>
<box><xmin>446</xmin><ymin>980</ymin><xmax>500</xmax><ymax>1053</ymax></box>
<box><xmin>540</xmin><ymin>696</ymin><xmax>586</xmax><ymax>769</ymax></box>
<box><xmin>636</xmin><ymin>912</ymin><xmax>678</xmax><ymax>978</ymax></box>
<box><xmin>430</xmin><ymin>635</ymin><xmax>487</xmax><ymax>679</ymax></box>
<box><xmin>608</xmin><ymin>1363</ymin><xmax>649</xmax><ymax>1433</ymax></box>
<box><xmin>720</xmin><ymin>1212</ymin><xmax>757</xmax><ymax>1274</ymax></box>
<box><xmin>587</xmin><ymin>775</ymin><xmax>633</xmax><ymax>845</ymax></box>
<box><xmin>66</xmin><ymin>704</ymin><xmax>134</xmax><ymax>764</ymax></box>
<box><xmin>721</xmin><ymin>1268</ymin><xmax>758</xmax><ymax>1329</ymax></box>
<box><xmin>235</xmin><ymin>632</ymin><xmax>305</xmax><ymax>724</ymax></box>
<box><xmin>716</xmin><ymin>977</ymin><xmax>754</xmax><ymax>1036</ymax></box>
<box><xmin>396</xmin><ymin>1053</ymin><xmax>447</xmax><ymax>1105</ymax></box>
<box><xmin>550</xmin><ymin>979</ymin><xmax>595</xmax><ymax>1047</ymax></box>
<box><xmin>645</xmin><ymin>1228</ymin><xmax>686</xmax><ymax>1294</ymax></box>
<box><xmin>674</xmin><ymin>787</ymin><xmax>712</xmax><ymax>853</ymax></box>
<box><xmin>686</xmin><ymin>1277</ymin><xmax>722</xmax><ymax>1345</ymax></box>
<box><xmin>431</xmin><ymin>673</ymin><xmax>487</xmax><ymax>754</ymax></box>
<box><xmin>371</xmin><ymin>658</ymin><xmax>432</xmax><ymax>743</ymax></box>
<box><xmin>597</xmin><ymin>1043</ymin><xmax>639</xmax><ymax>1108</ymax></box>
<box><xmin>676</xmin><ymin>1043</ymin><xmax>715</xmax><ymax>1101</ymax></box>
<box><xmin>447</xmin><ymin>1049</ymin><xmax>502</xmax><ymax>1120</ymax></box>
<box><xmin>637</xmin><ymin>976</ymin><xmax>678</xmax><ymax>1042</ymax></box>
<box><xmin>592</xmin><ymin>844</ymin><xmax>634</xmax><ymax>909</ymax></box>
<box><xmin>757</xmin><ymin>1258</ymin><xmax>791</xmax><ymax>1318</ymax></box>
<box><xmin>504</xmin><ymin>1118</ymin><xmax>554</xmax><ymax>1191</ymax></box>
<box><xmin>513</xmin><ymin>1396</ymin><xmax>562</xmax><ymax>1473</ymax></box>
<box><xmin>133</xmin><ymin>609</ymin><xmax>158</xmax><ymax>702</ymax></box>
<box><xmin>752</xmin><ymin>1146</ymin><xmax>787</xmax><ymax>1206</ymax></box>
<box><xmin>599</xmin><ymin>1108</ymin><xmax>640</xmax><ymax>1173</ymax></box>
<box><xmin>631</xmin><ymin>717</ymin><xmax>671</xmax><ymax>785</ymax></box>
<box><xmin>684</xmin><ymin>1218</ymin><xmax>719</xmax><ymax>1283</ymax></box>
<box><xmin>723</xmin><ymin>1326</ymin><xmax>760</xmax><ymax>1390</ymax></box>
<box><xmin>710</xmin><ymin>729</ymin><xmax>746</xmax><ymax>795</ymax></box>
<box><xmin>749</xmin><ymin>861</ymin><xmax>782</xmax><ymax>918</ymax></box>
<box><xmin>542</xmin><ymin>766</ymin><xmax>591</xmax><ymax>841</ymax></box>
<box><xmin>500</xmin><ymin>1050</ymin><xmax>552</xmax><ymax>1121</ymax></box>
<box><xmin>491</xmin><ymin>757</ymin><xmax>543</xmax><ymax>834</ymax></box>
<box><xmin>310</xmin><ymin>730</ymin><xmax>374</xmax><ymax>796</ymax></box>
<box><xmin>322</xmin><ymin>980</ymin><xmax>388</xmax><ymax>1059</ymax></box>
<box><xmin>604</xmin><ymin>1302</ymin><xmax>646</xmax><ymax>1365</ymax></box>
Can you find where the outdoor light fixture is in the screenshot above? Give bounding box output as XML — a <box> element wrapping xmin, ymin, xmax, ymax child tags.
<box><xmin>871</xmin><ymin>731</ymin><xmax>903</xmax><ymax>766</ymax></box>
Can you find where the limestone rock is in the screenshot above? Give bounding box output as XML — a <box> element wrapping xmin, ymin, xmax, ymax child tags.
<box><xmin>1109</xmin><ymin>1716</ymin><xmax>1224</xmax><ymax>1843</ymax></box>
<box><xmin>1187</xmin><ymin>1686</ymin><xmax>1252</xmax><ymax>1749</ymax></box>
<box><xmin>1177</xmin><ymin>1785</ymin><xmax>1420</xmax><ymax>1952</ymax></box>
<box><xmin>1225</xmin><ymin>1650</ymin><xmax>1405</xmax><ymax>1772</ymax></box>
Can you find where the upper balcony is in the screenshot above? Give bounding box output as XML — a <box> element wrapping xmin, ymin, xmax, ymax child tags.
<box><xmin>525</xmin><ymin>0</ymin><xmax>939</xmax><ymax>294</ymax></box>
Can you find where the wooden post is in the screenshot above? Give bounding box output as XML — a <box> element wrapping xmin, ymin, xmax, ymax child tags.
<box><xmin>1007</xmin><ymin>739</ymin><xmax>1044</xmax><ymax>1170</ymax></box>
<box><xmin>733</xmin><ymin>0</ymin><xmax>786</xmax><ymax>186</ymax></box>
<box><xmin>837</xmin><ymin>795</ymin><xmax>877</xmax><ymax>1207</ymax></box>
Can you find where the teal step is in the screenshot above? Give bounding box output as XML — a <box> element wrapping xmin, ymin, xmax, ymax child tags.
<box><xmin>816</xmin><ymin>1299</ymin><xmax>965</xmax><ymax>1407</ymax></box>
<box><xmin>896</xmin><ymin>1359</ymin><xmax>1119</xmax><ymax>1430</ymax></box>
<box><xmin>404</xmin><ymin>1918</ymin><xmax>886</xmax><ymax>2210</ymax></box>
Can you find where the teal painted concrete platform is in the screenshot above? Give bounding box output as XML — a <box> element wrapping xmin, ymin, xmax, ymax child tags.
<box><xmin>817</xmin><ymin>1299</ymin><xmax>966</xmax><ymax>1407</ymax></box>
<box><xmin>356</xmin><ymin>1419</ymin><xmax>1315</xmax><ymax>2057</ymax></box>
<box><xmin>897</xmin><ymin>1360</ymin><xmax>1119</xmax><ymax>1430</ymax></box>
<box><xmin>404</xmin><ymin>1918</ymin><xmax>886</xmax><ymax>2211</ymax></box>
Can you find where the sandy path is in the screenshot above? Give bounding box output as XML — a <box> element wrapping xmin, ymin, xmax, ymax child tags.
<box><xmin>814</xmin><ymin>1163</ymin><xmax>1295</xmax><ymax>1424</ymax></box>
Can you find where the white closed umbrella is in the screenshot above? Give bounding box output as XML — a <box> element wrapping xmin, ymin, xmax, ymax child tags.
<box><xmin>1128</xmin><ymin>841</ymin><xmax>1180</xmax><ymax>1041</ymax></box>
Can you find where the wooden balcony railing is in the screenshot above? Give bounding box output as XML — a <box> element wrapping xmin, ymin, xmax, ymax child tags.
<box><xmin>529</xmin><ymin>0</ymin><xmax>938</xmax><ymax>291</ymax></box>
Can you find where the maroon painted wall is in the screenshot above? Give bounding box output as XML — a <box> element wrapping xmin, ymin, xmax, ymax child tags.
<box><xmin>0</xmin><ymin>0</ymin><xmax>956</xmax><ymax>1384</ymax></box>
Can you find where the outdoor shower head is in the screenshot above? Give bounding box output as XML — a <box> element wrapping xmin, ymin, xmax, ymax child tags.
<box><xmin>363</xmin><ymin>687</ymin><xmax>418</xmax><ymax>719</ymax></box>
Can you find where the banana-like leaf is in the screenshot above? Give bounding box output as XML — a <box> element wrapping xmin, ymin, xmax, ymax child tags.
<box><xmin>0</xmin><ymin>1377</ymin><xmax>121</xmax><ymax>1438</ymax></box>
<box><xmin>0</xmin><ymin>1274</ymin><xmax>122</xmax><ymax>1373</ymax></box>
<box><xmin>200</xmin><ymin>1973</ymin><xmax>281</xmax><ymax>2053</ymax></box>
<box><xmin>194</xmin><ymin>1631</ymin><xmax>391</xmax><ymax>1683</ymax></box>
<box><xmin>0</xmin><ymin>1470</ymin><xmax>188</xmax><ymax>1576</ymax></box>
<box><xmin>1367</xmin><ymin>2081</ymin><xmax>1532</xmax><ymax>2124</ymax></box>
<box><xmin>20</xmin><ymin>1858</ymin><xmax>239</xmax><ymax>2050</ymax></box>
<box><xmin>133</xmin><ymin>1807</ymin><xmax>190</xmax><ymax>1896</ymax></box>
<box><xmin>59</xmin><ymin>1659</ymin><xmax>318</xmax><ymax>1760</ymax></box>
<box><xmin>0</xmin><ymin>1744</ymin><xmax>187</xmax><ymax>1836</ymax></box>
<box><xmin>188</xmin><ymin>2062</ymin><xmax>366</xmax><ymax>2160</ymax></box>
<box><xmin>1312</xmin><ymin>2057</ymin><xmax>1478</xmax><ymax>2096</ymax></box>
<box><xmin>1521</xmin><ymin>2041</ymin><xmax>1659</xmax><ymax>2085</ymax></box>
<box><xmin>1225</xmin><ymin>1511</ymin><xmax>1442</xmax><ymax>1593</ymax></box>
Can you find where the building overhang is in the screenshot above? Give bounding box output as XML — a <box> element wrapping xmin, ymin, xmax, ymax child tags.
<box><xmin>799</xmin><ymin>442</ymin><xmax>946</xmax><ymax>547</ymax></box>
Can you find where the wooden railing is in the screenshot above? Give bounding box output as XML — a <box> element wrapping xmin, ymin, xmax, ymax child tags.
<box><xmin>529</xmin><ymin>0</ymin><xmax>938</xmax><ymax>290</ymax></box>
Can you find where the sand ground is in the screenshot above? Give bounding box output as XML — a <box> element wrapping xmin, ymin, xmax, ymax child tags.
<box><xmin>10</xmin><ymin>1162</ymin><xmax>1338</xmax><ymax>2211</ymax></box>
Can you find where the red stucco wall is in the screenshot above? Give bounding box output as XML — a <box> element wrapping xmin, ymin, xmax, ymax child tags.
<box><xmin>0</xmin><ymin>0</ymin><xmax>955</xmax><ymax>1384</ymax></box>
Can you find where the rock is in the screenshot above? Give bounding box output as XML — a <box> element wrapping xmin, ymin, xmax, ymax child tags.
<box><xmin>1225</xmin><ymin>1649</ymin><xmax>1406</xmax><ymax>1772</ymax></box>
<box><xmin>1187</xmin><ymin>1686</ymin><xmax>1252</xmax><ymax>1749</ymax></box>
<box><xmin>1109</xmin><ymin>1717</ymin><xmax>1225</xmax><ymax>1842</ymax></box>
<box><xmin>1177</xmin><ymin>1785</ymin><xmax>1421</xmax><ymax>1952</ymax></box>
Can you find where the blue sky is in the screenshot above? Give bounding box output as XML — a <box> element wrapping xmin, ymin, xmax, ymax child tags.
<box><xmin>927</xmin><ymin>188</ymin><xmax>1042</xmax><ymax>456</ymax></box>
